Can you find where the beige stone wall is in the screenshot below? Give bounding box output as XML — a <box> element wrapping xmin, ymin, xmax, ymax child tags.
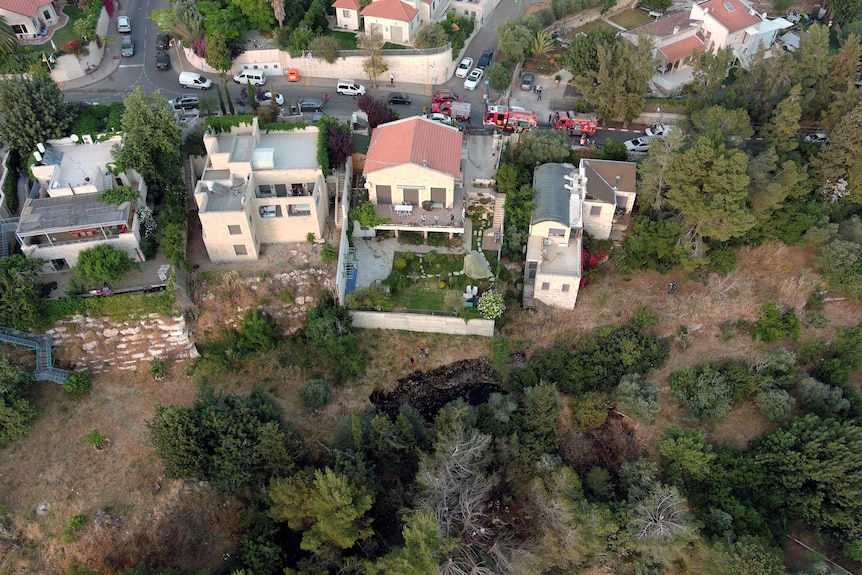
<box><xmin>583</xmin><ymin>200</ymin><xmax>612</xmax><ymax>240</ymax></box>
<box><xmin>533</xmin><ymin>272</ymin><xmax>580</xmax><ymax>309</ymax></box>
<box><xmin>183</xmin><ymin>45</ymin><xmax>455</xmax><ymax>87</ymax></box>
<box><xmin>530</xmin><ymin>219</ymin><xmax>571</xmax><ymax>244</ymax></box>
<box><xmin>198</xmin><ymin>207</ymin><xmax>260</xmax><ymax>262</ymax></box>
<box><xmin>368</xmin><ymin>164</ymin><xmax>456</xmax><ymax>207</ymax></box>
<box><xmin>48</xmin><ymin>314</ymin><xmax>198</xmax><ymax>373</ymax></box>
<box><xmin>350</xmin><ymin>310</ymin><xmax>495</xmax><ymax>336</ymax></box>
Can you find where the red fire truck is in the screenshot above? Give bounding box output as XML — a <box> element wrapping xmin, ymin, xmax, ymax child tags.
<box><xmin>553</xmin><ymin>111</ymin><xmax>598</xmax><ymax>136</ymax></box>
<box><xmin>483</xmin><ymin>106</ymin><xmax>539</xmax><ymax>132</ymax></box>
<box><xmin>431</xmin><ymin>100</ymin><xmax>472</xmax><ymax>121</ymax></box>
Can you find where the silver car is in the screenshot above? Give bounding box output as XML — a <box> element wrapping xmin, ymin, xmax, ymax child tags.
<box><xmin>120</xmin><ymin>35</ymin><xmax>134</xmax><ymax>57</ymax></box>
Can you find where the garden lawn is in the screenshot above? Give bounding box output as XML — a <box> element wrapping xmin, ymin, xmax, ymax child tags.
<box><xmin>571</xmin><ymin>20</ymin><xmax>618</xmax><ymax>35</ymax></box>
<box><xmin>609</xmin><ymin>8</ymin><xmax>654</xmax><ymax>29</ymax></box>
<box><xmin>326</xmin><ymin>30</ymin><xmax>358</xmax><ymax>50</ymax></box>
<box><xmin>51</xmin><ymin>6</ymin><xmax>85</xmax><ymax>48</ymax></box>
<box><xmin>400</xmin><ymin>281</ymin><xmax>451</xmax><ymax>312</ymax></box>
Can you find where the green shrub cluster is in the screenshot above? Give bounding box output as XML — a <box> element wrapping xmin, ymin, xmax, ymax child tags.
<box><xmin>298</xmin><ymin>379</ymin><xmax>332</xmax><ymax>408</ymax></box>
<box><xmin>63</xmin><ymin>371</ymin><xmax>92</xmax><ymax>397</ymax></box>
<box><xmin>752</xmin><ymin>302</ymin><xmax>800</xmax><ymax>342</ymax></box>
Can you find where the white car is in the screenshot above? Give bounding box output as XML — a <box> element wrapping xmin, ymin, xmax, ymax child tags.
<box><xmin>624</xmin><ymin>137</ymin><xmax>651</xmax><ymax>153</ymax></box>
<box><xmin>645</xmin><ymin>123</ymin><xmax>673</xmax><ymax>137</ymax></box>
<box><xmin>455</xmin><ymin>57</ymin><xmax>473</xmax><ymax>78</ymax></box>
<box><xmin>424</xmin><ymin>113</ymin><xmax>453</xmax><ymax>125</ymax></box>
<box><xmin>117</xmin><ymin>16</ymin><xmax>131</xmax><ymax>33</ymax></box>
<box><xmin>260</xmin><ymin>92</ymin><xmax>284</xmax><ymax>106</ymax></box>
<box><xmin>464</xmin><ymin>68</ymin><xmax>483</xmax><ymax>91</ymax></box>
<box><xmin>804</xmin><ymin>133</ymin><xmax>829</xmax><ymax>144</ymax></box>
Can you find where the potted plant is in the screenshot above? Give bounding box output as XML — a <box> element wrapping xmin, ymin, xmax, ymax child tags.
<box><xmin>555</xmin><ymin>74</ymin><xmax>562</xmax><ymax>84</ymax></box>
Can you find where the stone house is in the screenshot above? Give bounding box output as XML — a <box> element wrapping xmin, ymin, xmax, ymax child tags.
<box><xmin>523</xmin><ymin>159</ymin><xmax>636</xmax><ymax>310</ymax></box>
<box><xmin>16</xmin><ymin>136</ymin><xmax>149</xmax><ymax>272</ymax></box>
<box><xmin>193</xmin><ymin>118</ymin><xmax>328</xmax><ymax>263</ymax></box>
<box><xmin>361</xmin><ymin>0</ymin><xmax>421</xmax><ymax>44</ymax></box>
<box><xmin>0</xmin><ymin>0</ymin><xmax>59</xmax><ymax>40</ymax></box>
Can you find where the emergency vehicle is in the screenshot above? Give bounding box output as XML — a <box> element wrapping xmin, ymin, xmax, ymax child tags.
<box><xmin>552</xmin><ymin>111</ymin><xmax>598</xmax><ymax>136</ymax></box>
<box><xmin>483</xmin><ymin>106</ymin><xmax>539</xmax><ymax>132</ymax></box>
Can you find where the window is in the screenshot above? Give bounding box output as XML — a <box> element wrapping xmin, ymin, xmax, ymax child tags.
<box><xmin>228</xmin><ymin>225</ymin><xmax>241</xmax><ymax>235</ymax></box>
<box><xmin>342</xmin><ymin>8</ymin><xmax>350</xmax><ymax>16</ymax></box>
<box><xmin>259</xmin><ymin>205</ymin><xmax>283</xmax><ymax>218</ymax></box>
<box><xmin>541</xmin><ymin>282</ymin><xmax>550</xmax><ymax>291</ymax></box>
<box><xmin>549</xmin><ymin>228</ymin><xmax>566</xmax><ymax>236</ymax></box>
<box><xmin>43</xmin><ymin>10</ymin><xmax>51</xmax><ymax>20</ymax></box>
<box><xmin>289</xmin><ymin>204</ymin><xmax>312</xmax><ymax>217</ymax></box>
<box><xmin>722</xmin><ymin>1</ymin><xmax>734</xmax><ymax>10</ymax></box>
<box><xmin>590</xmin><ymin>206</ymin><xmax>602</xmax><ymax>216</ymax></box>
<box><xmin>234</xmin><ymin>245</ymin><xmax>248</xmax><ymax>256</ymax></box>
<box><xmin>562</xmin><ymin>284</ymin><xmax>570</xmax><ymax>292</ymax></box>
<box><xmin>12</xmin><ymin>24</ymin><xmax>26</xmax><ymax>34</ymax></box>
<box><xmin>616</xmin><ymin>195</ymin><xmax>628</xmax><ymax>208</ymax></box>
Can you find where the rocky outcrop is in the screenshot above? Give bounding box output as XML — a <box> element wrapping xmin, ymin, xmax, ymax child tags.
<box><xmin>47</xmin><ymin>314</ymin><xmax>198</xmax><ymax>373</ymax></box>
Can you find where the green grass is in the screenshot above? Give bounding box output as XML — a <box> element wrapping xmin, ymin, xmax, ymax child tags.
<box><xmin>401</xmin><ymin>282</ymin><xmax>450</xmax><ymax>311</ymax></box>
<box><xmin>325</xmin><ymin>30</ymin><xmax>358</xmax><ymax>50</ymax></box>
<box><xmin>571</xmin><ymin>20</ymin><xmax>618</xmax><ymax>35</ymax></box>
<box><xmin>608</xmin><ymin>8</ymin><xmax>654</xmax><ymax>30</ymax></box>
<box><xmin>382</xmin><ymin>43</ymin><xmax>408</xmax><ymax>50</ymax></box>
<box><xmin>51</xmin><ymin>6</ymin><xmax>85</xmax><ymax>48</ymax></box>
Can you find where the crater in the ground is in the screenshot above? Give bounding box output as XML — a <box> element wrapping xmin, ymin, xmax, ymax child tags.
<box><xmin>371</xmin><ymin>358</ymin><xmax>505</xmax><ymax>420</ymax></box>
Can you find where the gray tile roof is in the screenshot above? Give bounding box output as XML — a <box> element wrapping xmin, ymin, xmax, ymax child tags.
<box><xmin>583</xmin><ymin>159</ymin><xmax>637</xmax><ymax>205</ymax></box>
<box><xmin>17</xmin><ymin>194</ymin><xmax>131</xmax><ymax>236</ymax></box>
<box><xmin>532</xmin><ymin>163</ymin><xmax>575</xmax><ymax>226</ymax></box>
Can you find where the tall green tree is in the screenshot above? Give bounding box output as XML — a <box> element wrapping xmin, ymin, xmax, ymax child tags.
<box><xmin>205</xmin><ymin>28</ymin><xmax>233</xmax><ymax>76</ymax></box>
<box><xmin>746</xmin><ymin>148</ymin><xmax>808</xmax><ymax>218</ymax></box>
<box><xmin>229</xmin><ymin>0</ymin><xmax>276</xmax><ymax>31</ymax></box>
<box><xmin>689</xmin><ymin>46</ymin><xmax>733</xmax><ymax>100</ymax></box>
<box><xmin>513</xmin><ymin>128</ymin><xmax>571</xmax><ymax>166</ymax></box>
<box><xmin>0</xmin><ymin>355</ymin><xmax>39</xmax><ymax>447</ymax></box>
<box><xmin>497</xmin><ymin>20</ymin><xmax>534</xmax><ymax>62</ymax></box>
<box><xmin>0</xmin><ymin>255</ymin><xmax>47</xmax><ymax>331</ymax></box>
<box><xmin>74</xmin><ymin>244</ymin><xmax>140</xmax><ymax>287</ymax></box>
<box><xmin>688</xmin><ymin>105</ymin><xmax>753</xmax><ymax>148</ymax></box>
<box><xmin>113</xmin><ymin>87</ymin><xmax>183</xmax><ymax>198</ymax></box>
<box><xmin>413</xmin><ymin>23</ymin><xmax>448</xmax><ymax>48</ymax></box>
<box><xmin>728</xmin><ymin>51</ymin><xmax>791</xmax><ymax>125</ymax></box>
<box><xmin>359</xmin><ymin>31</ymin><xmax>387</xmax><ymax>89</ymax></box>
<box><xmin>270</xmin><ymin>467</ymin><xmax>374</xmax><ymax>555</ymax></box>
<box><xmin>761</xmin><ymin>84</ymin><xmax>801</xmax><ymax>155</ymax></box>
<box><xmin>0</xmin><ymin>74</ymin><xmax>74</xmax><ymax>153</ymax></box>
<box><xmin>574</xmin><ymin>39</ymin><xmax>656</xmax><ymax>123</ymax></box>
<box><xmin>665</xmin><ymin>137</ymin><xmax>754</xmax><ymax>257</ymax></box>
<box><xmin>637</xmin><ymin>129</ymin><xmax>686</xmax><ymax>212</ymax></box>
<box><xmin>561</xmin><ymin>27</ymin><xmax>616</xmax><ymax>77</ymax></box>
<box><xmin>0</xmin><ymin>16</ymin><xmax>17</xmax><ymax>55</ymax></box>
<box><xmin>365</xmin><ymin>511</ymin><xmax>453</xmax><ymax>574</ymax></box>
<box><xmin>486</xmin><ymin>62</ymin><xmax>511</xmax><ymax>92</ymax></box>
<box><xmin>810</xmin><ymin>101</ymin><xmax>862</xmax><ymax>203</ymax></box>
<box><xmin>790</xmin><ymin>23</ymin><xmax>831</xmax><ymax>118</ymax></box>
<box><xmin>168</xmin><ymin>0</ymin><xmax>205</xmax><ymax>42</ymax></box>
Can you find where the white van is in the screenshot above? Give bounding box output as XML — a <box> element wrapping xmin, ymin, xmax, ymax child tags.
<box><xmin>178</xmin><ymin>71</ymin><xmax>212</xmax><ymax>90</ymax></box>
<box><xmin>233</xmin><ymin>69</ymin><xmax>267</xmax><ymax>86</ymax></box>
<box><xmin>336</xmin><ymin>79</ymin><xmax>366</xmax><ymax>96</ymax></box>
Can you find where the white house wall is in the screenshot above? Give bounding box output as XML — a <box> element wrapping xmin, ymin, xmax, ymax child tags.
<box><xmin>533</xmin><ymin>271</ymin><xmax>580</xmax><ymax>309</ymax></box>
<box><xmin>368</xmin><ymin>164</ymin><xmax>456</xmax><ymax>207</ymax></box>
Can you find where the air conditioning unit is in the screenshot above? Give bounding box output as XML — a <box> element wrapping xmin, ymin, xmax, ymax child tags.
<box><xmin>543</xmin><ymin>237</ymin><xmax>552</xmax><ymax>246</ymax></box>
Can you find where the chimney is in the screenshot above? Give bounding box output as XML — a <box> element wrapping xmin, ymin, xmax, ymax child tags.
<box><xmin>423</xmin><ymin>159</ymin><xmax>427</xmax><ymax>166</ymax></box>
<box><xmin>615</xmin><ymin>175</ymin><xmax>620</xmax><ymax>190</ymax></box>
<box><xmin>673</xmin><ymin>25</ymin><xmax>680</xmax><ymax>34</ymax></box>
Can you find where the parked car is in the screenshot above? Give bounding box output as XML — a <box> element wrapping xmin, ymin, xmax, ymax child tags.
<box><xmin>424</xmin><ymin>113</ymin><xmax>453</xmax><ymax>125</ymax></box>
<box><xmin>336</xmin><ymin>79</ymin><xmax>366</xmax><ymax>96</ymax></box>
<box><xmin>286</xmin><ymin>68</ymin><xmax>300</xmax><ymax>82</ymax></box>
<box><xmin>388</xmin><ymin>92</ymin><xmax>411</xmax><ymax>105</ymax></box>
<box><xmin>455</xmin><ymin>57</ymin><xmax>473</xmax><ymax>78</ymax></box>
<box><xmin>155</xmin><ymin>32</ymin><xmax>171</xmax><ymax>50</ymax></box>
<box><xmin>120</xmin><ymin>35</ymin><xmax>134</xmax><ymax>57</ymax></box>
<box><xmin>477</xmin><ymin>50</ymin><xmax>493</xmax><ymax>69</ymax></box>
<box><xmin>624</xmin><ymin>137</ymin><xmax>651</xmax><ymax>153</ymax></box>
<box><xmin>299</xmin><ymin>98</ymin><xmax>324</xmax><ymax>112</ymax></box>
<box><xmin>432</xmin><ymin>90</ymin><xmax>461</xmax><ymax>103</ymax></box>
<box><xmin>804</xmin><ymin>133</ymin><xmax>829</xmax><ymax>144</ymax></box>
<box><xmin>645</xmin><ymin>123</ymin><xmax>673</xmax><ymax>137</ymax></box>
<box><xmin>155</xmin><ymin>52</ymin><xmax>170</xmax><ymax>70</ymax></box>
<box><xmin>521</xmin><ymin>72</ymin><xmax>534</xmax><ymax>91</ymax></box>
<box><xmin>117</xmin><ymin>16</ymin><xmax>131</xmax><ymax>33</ymax></box>
<box><xmin>171</xmin><ymin>94</ymin><xmax>199</xmax><ymax>110</ymax></box>
<box><xmin>260</xmin><ymin>92</ymin><xmax>284</xmax><ymax>106</ymax></box>
<box><xmin>464</xmin><ymin>68</ymin><xmax>483</xmax><ymax>91</ymax></box>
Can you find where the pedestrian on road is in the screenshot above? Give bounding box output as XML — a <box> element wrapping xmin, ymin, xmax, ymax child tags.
<box><xmin>537</xmin><ymin>85</ymin><xmax>543</xmax><ymax>101</ymax></box>
<box><xmin>548</xmin><ymin>113</ymin><xmax>553</xmax><ymax>125</ymax></box>
<box><xmin>390</xmin><ymin>73</ymin><xmax>394</xmax><ymax>85</ymax></box>
<box><xmin>423</xmin><ymin>104</ymin><xmax>427</xmax><ymax>114</ymax></box>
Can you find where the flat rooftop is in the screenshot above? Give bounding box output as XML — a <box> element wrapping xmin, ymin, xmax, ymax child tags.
<box><xmin>526</xmin><ymin>235</ymin><xmax>582</xmax><ymax>276</ymax></box>
<box><xmin>17</xmin><ymin>194</ymin><xmax>131</xmax><ymax>236</ymax></box>
<box><xmin>258</xmin><ymin>131</ymin><xmax>318</xmax><ymax>170</ymax></box>
<box><xmin>39</xmin><ymin>138</ymin><xmax>120</xmax><ymax>190</ymax></box>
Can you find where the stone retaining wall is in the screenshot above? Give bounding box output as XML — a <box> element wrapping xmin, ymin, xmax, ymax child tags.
<box><xmin>350</xmin><ymin>310</ymin><xmax>495</xmax><ymax>336</ymax></box>
<box><xmin>47</xmin><ymin>314</ymin><xmax>198</xmax><ymax>373</ymax></box>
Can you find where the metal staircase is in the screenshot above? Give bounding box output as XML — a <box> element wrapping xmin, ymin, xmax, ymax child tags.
<box><xmin>344</xmin><ymin>246</ymin><xmax>356</xmax><ymax>280</ymax></box>
<box><xmin>0</xmin><ymin>326</ymin><xmax>70</xmax><ymax>383</ymax></box>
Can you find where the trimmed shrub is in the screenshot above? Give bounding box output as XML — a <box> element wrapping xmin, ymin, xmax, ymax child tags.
<box><xmin>298</xmin><ymin>379</ymin><xmax>332</xmax><ymax>408</ymax></box>
<box><xmin>756</xmin><ymin>388</ymin><xmax>795</xmax><ymax>422</ymax></box>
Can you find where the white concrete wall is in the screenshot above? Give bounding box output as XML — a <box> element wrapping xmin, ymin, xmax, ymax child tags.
<box><xmin>583</xmin><ymin>200</ymin><xmax>612</xmax><ymax>240</ymax></box>
<box><xmin>23</xmin><ymin>234</ymin><xmax>142</xmax><ymax>270</ymax></box>
<box><xmin>350</xmin><ymin>310</ymin><xmax>495</xmax><ymax>336</ymax></box>
<box><xmin>184</xmin><ymin>44</ymin><xmax>455</xmax><ymax>87</ymax></box>
<box><xmin>368</xmin><ymin>163</ymin><xmax>456</xmax><ymax>207</ymax></box>
<box><xmin>335</xmin><ymin>8</ymin><xmax>361</xmax><ymax>31</ymax></box>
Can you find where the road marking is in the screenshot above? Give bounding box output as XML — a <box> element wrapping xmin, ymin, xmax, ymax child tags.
<box><xmin>118</xmin><ymin>64</ymin><xmax>145</xmax><ymax>68</ymax></box>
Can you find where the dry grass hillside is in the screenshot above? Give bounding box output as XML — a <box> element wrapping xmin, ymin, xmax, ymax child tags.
<box><xmin>0</xmin><ymin>242</ymin><xmax>859</xmax><ymax>573</ymax></box>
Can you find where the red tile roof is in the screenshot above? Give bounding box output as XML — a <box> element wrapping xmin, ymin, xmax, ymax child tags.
<box><xmin>333</xmin><ymin>0</ymin><xmax>360</xmax><ymax>9</ymax></box>
<box><xmin>364</xmin><ymin>117</ymin><xmax>462</xmax><ymax>179</ymax></box>
<box><xmin>360</xmin><ymin>0</ymin><xmax>418</xmax><ymax>22</ymax></box>
<box><xmin>0</xmin><ymin>0</ymin><xmax>52</xmax><ymax>17</ymax></box>
<box><xmin>659</xmin><ymin>35</ymin><xmax>707</xmax><ymax>62</ymax></box>
<box><xmin>699</xmin><ymin>0</ymin><xmax>761</xmax><ymax>32</ymax></box>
